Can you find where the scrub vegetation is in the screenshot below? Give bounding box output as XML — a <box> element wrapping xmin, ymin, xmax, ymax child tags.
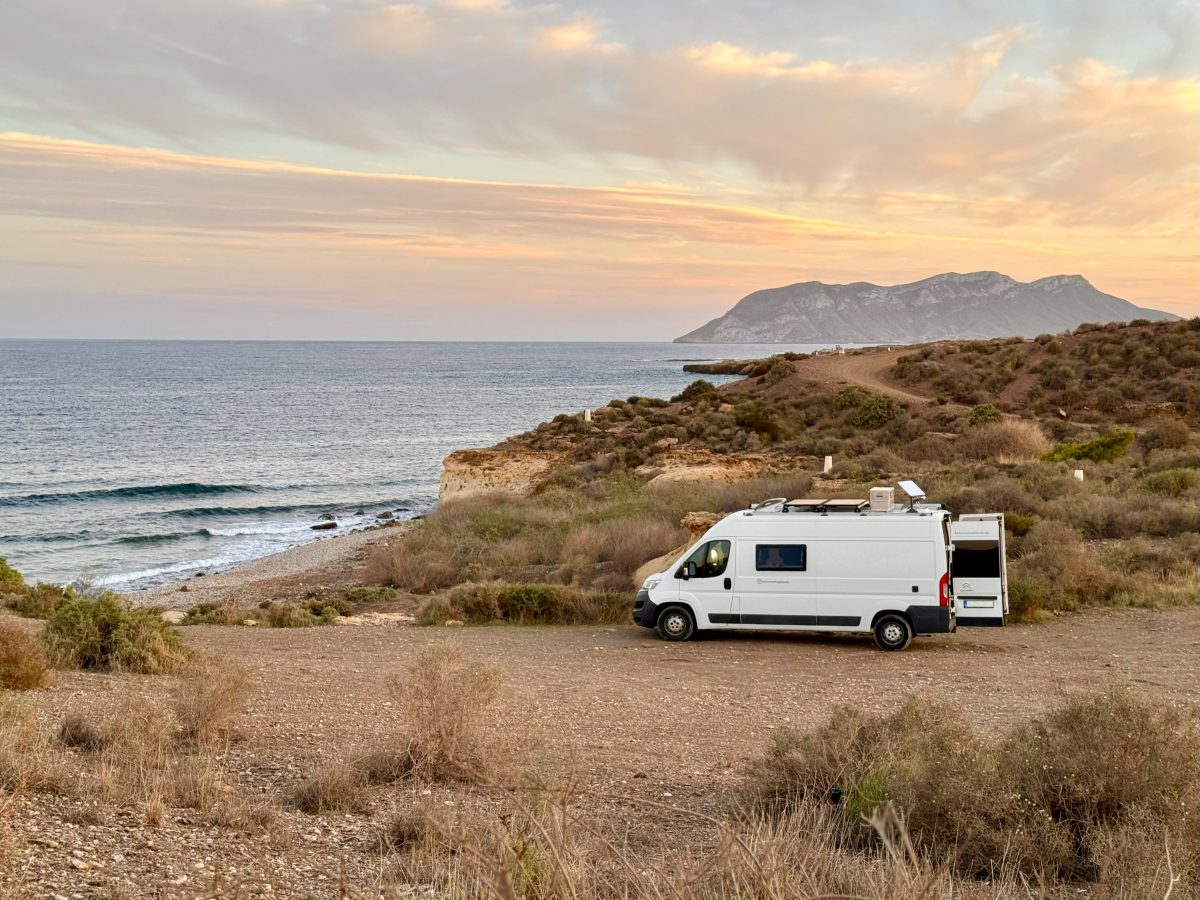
<box><xmin>368</xmin><ymin>318</ymin><xmax>1199</xmax><ymax>624</ymax></box>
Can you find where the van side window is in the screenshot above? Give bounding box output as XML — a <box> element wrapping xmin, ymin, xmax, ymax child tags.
<box><xmin>681</xmin><ymin>540</ymin><xmax>731</xmax><ymax>578</ymax></box>
<box><xmin>756</xmin><ymin>544</ymin><xmax>806</xmax><ymax>572</ymax></box>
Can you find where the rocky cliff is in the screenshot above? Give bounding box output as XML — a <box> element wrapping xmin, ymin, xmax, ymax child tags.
<box><xmin>675</xmin><ymin>272</ymin><xmax>1176</xmax><ymax>343</ymax></box>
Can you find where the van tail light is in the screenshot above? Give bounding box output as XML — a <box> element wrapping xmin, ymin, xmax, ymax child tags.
<box><xmin>939</xmin><ymin>573</ymin><xmax>950</xmax><ymax>607</ymax></box>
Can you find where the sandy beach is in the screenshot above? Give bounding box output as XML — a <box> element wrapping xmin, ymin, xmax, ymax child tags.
<box><xmin>133</xmin><ymin>523</ymin><xmax>410</xmax><ymax>611</ymax></box>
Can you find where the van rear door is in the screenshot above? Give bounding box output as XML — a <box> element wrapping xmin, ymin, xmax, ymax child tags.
<box><xmin>950</xmin><ymin>514</ymin><xmax>1007</xmax><ymax>626</ymax></box>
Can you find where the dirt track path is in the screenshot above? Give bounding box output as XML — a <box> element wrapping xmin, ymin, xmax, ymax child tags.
<box><xmin>799</xmin><ymin>349</ymin><xmax>933</xmax><ymax>404</ymax></box>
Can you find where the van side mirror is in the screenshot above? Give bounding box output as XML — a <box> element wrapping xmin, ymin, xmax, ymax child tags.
<box><xmin>676</xmin><ymin>562</ymin><xmax>695</xmax><ymax>580</ymax></box>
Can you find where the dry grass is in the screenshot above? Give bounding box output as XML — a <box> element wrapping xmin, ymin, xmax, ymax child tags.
<box><xmin>0</xmin><ymin>622</ymin><xmax>49</xmax><ymax>690</ymax></box>
<box><xmin>381</xmin><ymin>786</ymin><xmax>1033</xmax><ymax>900</ymax></box>
<box><xmin>171</xmin><ymin>655</ymin><xmax>252</xmax><ymax>746</ymax></box>
<box><xmin>957</xmin><ymin>419</ymin><xmax>1051</xmax><ymax>462</ymax></box>
<box><xmin>561</xmin><ymin>518</ymin><xmax>688</xmax><ymax>577</ymax></box>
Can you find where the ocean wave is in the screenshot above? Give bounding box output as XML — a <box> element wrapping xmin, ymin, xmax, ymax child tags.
<box><xmin>0</xmin><ymin>482</ymin><xmax>262</xmax><ymax>507</ymax></box>
<box><xmin>115</xmin><ymin>531</ymin><xmax>195</xmax><ymax>545</ymax></box>
<box><xmin>166</xmin><ymin>499</ymin><xmax>408</xmax><ymax>519</ymax></box>
<box><xmin>200</xmin><ymin>522</ymin><xmax>316</xmax><ymax>537</ymax></box>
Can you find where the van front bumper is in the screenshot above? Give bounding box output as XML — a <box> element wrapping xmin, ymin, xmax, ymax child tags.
<box><xmin>632</xmin><ymin>589</ymin><xmax>658</xmax><ymax>628</ymax></box>
<box><xmin>906</xmin><ymin>604</ymin><xmax>954</xmax><ymax>635</ymax></box>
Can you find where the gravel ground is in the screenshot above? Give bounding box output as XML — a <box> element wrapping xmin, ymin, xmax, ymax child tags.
<box><xmin>4</xmin><ymin>606</ymin><xmax>1199</xmax><ymax>898</ymax></box>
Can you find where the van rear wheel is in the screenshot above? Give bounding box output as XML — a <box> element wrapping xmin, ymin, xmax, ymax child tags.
<box><xmin>656</xmin><ymin>605</ymin><xmax>696</xmax><ymax>642</ymax></box>
<box><xmin>873</xmin><ymin>614</ymin><xmax>913</xmax><ymax>651</ymax></box>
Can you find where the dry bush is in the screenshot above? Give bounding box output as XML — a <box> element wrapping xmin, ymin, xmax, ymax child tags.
<box><xmin>956</xmin><ymin>420</ymin><xmax>1050</xmax><ymax>462</ymax></box>
<box><xmin>367</xmin><ymin>528</ymin><xmax>460</xmax><ymax>594</ymax></box>
<box><xmin>419</xmin><ymin>582</ymin><xmax>628</xmax><ymax>626</ymax></box>
<box><xmin>747</xmin><ymin>697</ymin><xmax>1070</xmax><ymax>878</ymax></box>
<box><xmin>287</xmin><ymin>763</ymin><xmax>369</xmax><ymax>814</ymax></box>
<box><xmin>172</xmin><ymin>655</ymin><xmax>252</xmax><ymax>746</ymax></box>
<box><xmin>352</xmin><ymin>746</ymin><xmax>417</xmax><ymax>785</ymax></box>
<box><xmin>743</xmin><ymin>690</ymin><xmax>1200</xmax><ymax>886</ymax></box>
<box><xmin>0</xmin><ymin>621</ymin><xmax>49</xmax><ymax>690</ymax></box>
<box><xmin>57</xmin><ymin>713</ymin><xmax>107</xmax><ymax>752</ymax></box>
<box><xmin>393</xmin><ymin>645</ymin><xmax>508</xmax><ymax>783</ymax></box>
<box><xmin>40</xmin><ymin>593</ymin><xmax>187</xmax><ymax>673</ymax></box>
<box><xmin>1007</xmin><ymin>521</ymin><xmax>1125</xmax><ymax>618</ymax></box>
<box><xmin>562</xmin><ymin>518</ymin><xmax>688</xmax><ymax>579</ymax></box>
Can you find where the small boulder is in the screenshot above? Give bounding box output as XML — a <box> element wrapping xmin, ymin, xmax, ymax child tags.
<box><xmin>376</xmin><ymin>511</ymin><xmax>394</xmax><ymax>520</ymax></box>
<box><xmin>443</xmin><ymin>619</ymin><xmax>465</xmax><ymax>627</ymax></box>
<box><xmin>161</xmin><ymin>610</ymin><xmax>186</xmax><ymax>625</ymax></box>
<box><xmin>317</xmin><ymin>512</ymin><xmax>336</xmax><ymax>522</ymax></box>
<box><xmin>311</xmin><ymin>521</ymin><xmax>338</xmax><ymax>531</ymax></box>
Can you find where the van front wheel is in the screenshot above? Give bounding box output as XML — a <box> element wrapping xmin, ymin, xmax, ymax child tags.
<box><xmin>873</xmin><ymin>614</ymin><xmax>913</xmax><ymax>651</ymax></box>
<box><xmin>656</xmin><ymin>605</ymin><xmax>696</xmax><ymax>642</ymax></box>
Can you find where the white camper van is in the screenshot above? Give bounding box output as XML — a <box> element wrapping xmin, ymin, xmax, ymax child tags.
<box><xmin>633</xmin><ymin>485</ymin><xmax>1007</xmax><ymax>650</ymax></box>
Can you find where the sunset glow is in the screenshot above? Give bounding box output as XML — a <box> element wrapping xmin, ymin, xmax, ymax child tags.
<box><xmin>1</xmin><ymin>0</ymin><xmax>1196</xmax><ymax>338</ymax></box>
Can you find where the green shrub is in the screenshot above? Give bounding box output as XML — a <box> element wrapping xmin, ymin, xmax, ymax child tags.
<box><xmin>763</xmin><ymin>356</ymin><xmax>793</xmax><ymax>387</ymax></box>
<box><xmin>305</xmin><ymin>596</ymin><xmax>350</xmax><ymax>618</ymax></box>
<box><xmin>180</xmin><ymin>602</ymin><xmax>243</xmax><ymax>625</ymax></box>
<box><xmin>734</xmin><ymin>401</ymin><xmax>783</xmax><ymax>442</ymax></box>
<box><xmin>849</xmin><ymin>396</ymin><xmax>898</xmax><ymax>428</ymax></box>
<box><xmin>0</xmin><ymin>558</ymin><xmax>25</xmax><ymax>595</ymax></box>
<box><xmin>6</xmin><ymin>583</ymin><xmax>74</xmax><ymax>619</ymax></box>
<box><xmin>671</xmin><ymin>379</ymin><xmax>719</xmax><ymax>404</ymax></box>
<box><xmin>967</xmin><ymin>403</ymin><xmax>1003</xmax><ymax>426</ymax></box>
<box><xmin>1043</xmin><ymin>428</ymin><xmax>1136</xmax><ymax>463</ymax></box>
<box><xmin>1139</xmin><ymin>467</ymin><xmax>1200</xmax><ymax>496</ymax></box>
<box><xmin>833</xmin><ymin>386</ymin><xmax>872</xmax><ymax>410</ymax></box>
<box><xmin>40</xmin><ymin>593</ymin><xmax>187</xmax><ymax>673</ymax></box>
<box><xmin>342</xmin><ymin>586</ymin><xmax>397</xmax><ymax>604</ymax></box>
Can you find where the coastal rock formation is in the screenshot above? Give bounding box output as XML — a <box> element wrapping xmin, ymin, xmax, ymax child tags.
<box><xmin>675</xmin><ymin>272</ymin><xmax>1176</xmax><ymax>343</ymax></box>
<box><xmin>439</xmin><ymin>449</ymin><xmax>557</xmax><ymax>499</ymax></box>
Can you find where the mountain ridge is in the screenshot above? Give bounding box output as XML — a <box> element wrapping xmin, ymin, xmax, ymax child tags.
<box><xmin>674</xmin><ymin>271</ymin><xmax>1177</xmax><ymax>343</ymax></box>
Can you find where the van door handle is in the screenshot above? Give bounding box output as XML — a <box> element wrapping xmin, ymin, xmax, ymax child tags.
<box><xmin>724</xmin><ymin>577</ymin><xmax>731</xmax><ymax>590</ymax></box>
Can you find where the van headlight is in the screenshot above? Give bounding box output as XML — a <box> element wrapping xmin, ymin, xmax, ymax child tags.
<box><xmin>642</xmin><ymin>576</ymin><xmax>662</xmax><ymax>591</ymax></box>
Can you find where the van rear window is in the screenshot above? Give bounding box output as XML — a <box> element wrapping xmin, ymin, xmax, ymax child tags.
<box><xmin>755</xmin><ymin>544</ymin><xmax>806</xmax><ymax>572</ymax></box>
<box><xmin>953</xmin><ymin>547</ymin><xmax>1001</xmax><ymax>578</ymax></box>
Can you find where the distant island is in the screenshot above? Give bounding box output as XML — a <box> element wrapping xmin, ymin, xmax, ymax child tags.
<box><xmin>674</xmin><ymin>271</ymin><xmax>1177</xmax><ymax>343</ymax></box>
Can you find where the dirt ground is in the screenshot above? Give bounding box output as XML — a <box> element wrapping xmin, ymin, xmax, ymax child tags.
<box><xmin>5</xmin><ymin>605</ymin><xmax>1199</xmax><ymax>898</ymax></box>
<box><xmin>794</xmin><ymin>348</ymin><xmax>934</xmax><ymax>404</ymax></box>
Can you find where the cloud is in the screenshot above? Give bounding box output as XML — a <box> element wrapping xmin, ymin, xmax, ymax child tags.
<box><xmin>1</xmin><ymin>131</ymin><xmax>1194</xmax><ymax>336</ymax></box>
<box><xmin>0</xmin><ymin>0</ymin><xmax>1194</xmax><ymax>231</ymax></box>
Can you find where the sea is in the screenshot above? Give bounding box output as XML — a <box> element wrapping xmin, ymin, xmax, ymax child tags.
<box><xmin>1</xmin><ymin>341</ymin><xmax>838</xmax><ymax>590</ymax></box>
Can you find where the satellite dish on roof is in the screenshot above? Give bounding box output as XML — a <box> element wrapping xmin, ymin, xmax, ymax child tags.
<box><xmin>897</xmin><ymin>480</ymin><xmax>926</xmax><ymax>501</ymax></box>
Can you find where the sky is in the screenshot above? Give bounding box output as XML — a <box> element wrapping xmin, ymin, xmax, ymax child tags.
<box><xmin>1</xmin><ymin>0</ymin><xmax>1197</xmax><ymax>340</ymax></box>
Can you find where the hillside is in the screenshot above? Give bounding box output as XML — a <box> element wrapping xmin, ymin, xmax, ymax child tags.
<box><xmin>674</xmin><ymin>271</ymin><xmax>1176</xmax><ymax>343</ymax></box>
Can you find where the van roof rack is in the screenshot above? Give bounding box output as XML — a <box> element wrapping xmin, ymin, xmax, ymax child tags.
<box><xmin>783</xmin><ymin>498</ymin><xmax>869</xmax><ymax>513</ymax></box>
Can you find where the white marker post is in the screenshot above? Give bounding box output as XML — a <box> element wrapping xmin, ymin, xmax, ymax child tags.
<box><xmin>1073</xmin><ymin>469</ymin><xmax>1084</xmax><ymax>481</ymax></box>
<box><xmin>823</xmin><ymin>455</ymin><xmax>833</xmax><ymax>474</ymax></box>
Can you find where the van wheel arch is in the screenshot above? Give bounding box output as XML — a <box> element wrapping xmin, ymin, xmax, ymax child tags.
<box><xmin>655</xmin><ymin>604</ymin><xmax>697</xmax><ymax>642</ymax></box>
